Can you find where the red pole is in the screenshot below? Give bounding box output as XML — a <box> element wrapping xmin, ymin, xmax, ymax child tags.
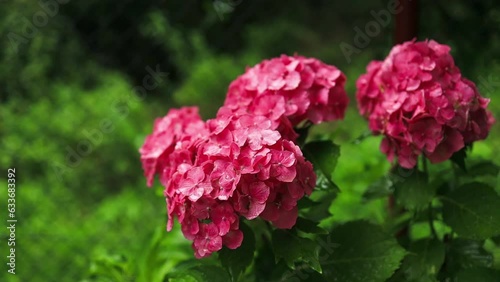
<box><xmin>394</xmin><ymin>0</ymin><xmax>419</xmax><ymax>44</ymax></box>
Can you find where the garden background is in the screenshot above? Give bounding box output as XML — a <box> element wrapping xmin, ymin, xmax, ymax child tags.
<box><xmin>1</xmin><ymin>0</ymin><xmax>499</xmax><ymax>281</ymax></box>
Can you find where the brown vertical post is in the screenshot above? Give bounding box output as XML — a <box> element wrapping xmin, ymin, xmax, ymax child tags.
<box><xmin>391</xmin><ymin>0</ymin><xmax>419</xmax><ymax>240</ymax></box>
<box><xmin>394</xmin><ymin>0</ymin><xmax>419</xmax><ymax>44</ymax></box>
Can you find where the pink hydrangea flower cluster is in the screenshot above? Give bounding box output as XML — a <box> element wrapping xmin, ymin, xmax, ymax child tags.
<box><xmin>140</xmin><ymin>108</ymin><xmax>316</xmax><ymax>258</ymax></box>
<box><xmin>223</xmin><ymin>54</ymin><xmax>348</xmax><ymax>139</ymax></box>
<box><xmin>356</xmin><ymin>40</ymin><xmax>494</xmax><ymax>168</ymax></box>
<box><xmin>140</xmin><ymin>55</ymin><xmax>348</xmax><ymax>258</ymax></box>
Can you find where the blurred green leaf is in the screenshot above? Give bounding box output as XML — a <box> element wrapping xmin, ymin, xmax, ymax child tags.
<box><xmin>351</xmin><ymin>130</ymin><xmax>373</xmax><ymax>144</ymax></box>
<box><xmin>272</xmin><ymin>229</ymin><xmax>322</xmax><ymax>273</ymax></box>
<box><xmin>455</xmin><ymin>267</ymin><xmax>500</xmax><ymax>282</ymax></box>
<box><xmin>218</xmin><ymin>222</ymin><xmax>255</xmax><ymax>280</ymax></box>
<box><xmin>362</xmin><ymin>176</ymin><xmax>394</xmax><ymax>201</ymax></box>
<box><xmin>492</xmin><ymin>235</ymin><xmax>500</xmax><ymax>245</ymax></box>
<box><xmin>467</xmin><ymin>161</ymin><xmax>500</xmax><ymax>177</ymax></box>
<box><xmin>497</xmin><ymin>171</ymin><xmax>500</xmax><ymax>193</ymax></box>
<box><xmin>320</xmin><ymin>221</ymin><xmax>406</xmax><ymax>282</ymax></box>
<box><xmin>442</xmin><ymin>182</ymin><xmax>500</xmax><ymax>240</ymax></box>
<box><xmin>88</xmin><ymin>254</ymin><xmax>133</xmax><ymax>282</ymax></box>
<box><xmin>168</xmin><ymin>265</ymin><xmax>231</xmax><ymax>282</ymax></box>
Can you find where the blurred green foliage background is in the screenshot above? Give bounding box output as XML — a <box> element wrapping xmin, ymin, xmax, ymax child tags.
<box><xmin>0</xmin><ymin>0</ymin><xmax>499</xmax><ymax>281</ymax></box>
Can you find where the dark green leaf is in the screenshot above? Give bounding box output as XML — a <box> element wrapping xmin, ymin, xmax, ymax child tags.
<box><xmin>254</xmin><ymin>237</ymin><xmax>276</xmax><ymax>282</ymax></box>
<box><xmin>169</xmin><ymin>265</ymin><xmax>231</xmax><ymax>282</ymax></box>
<box><xmin>398</xmin><ymin>239</ymin><xmax>445</xmax><ymax>281</ymax></box>
<box><xmin>446</xmin><ymin>239</ymin><xmax>493</xmax><ymax>273</ymax></box>
<box><xmin>320</xmin><ymin>221</ymin><xmax>406</xmax><ymax>282</ymax></box>
<box><xmin>394</xmin><ymin>170</ymin><xmax>434</xmax><ymax>210</ymax></box>
<box><xmin>441</xmin><ymin>182</ymin><xmax>500</xmax><ymax>239</ymax></box>
<box><xmin>492</xmin><ymin>235</ymin><xmax>500</xmax><ymax>245</ymax></box>
<box><xmin>497</xmin><ymin>171</ymin><xmax>500</xmax><ymax>192</ymax></box>
<box><xmin>218</xmin><ymin>222</ymin><xmax>255</xmax><ymax>280</ymax></box>
<box><xmin>295</xmin><ymin>217</ymin><xmax>328</xmax><ymax>235</ymax></box>
<box><xmin>450</xmin><ymin>147</ymin><xmax>468</xmax><ymax>172</ymax></box>
<box><xmin>455</xmin><ymin>267</ymin><xmax>500</xmax><ymax>282</ymax></box>
<box><xmin>315</xmin><ymin>170</ymin><xmax>340</xmax><ymax>192</ymax></box>
<box><xmin>272</xmin><ymin>229</ymin><xmax>322</xmax><ymax>273</ymax></box>
<box><xmin>362</xmin><ymin>176</ymin><xmax>394</xmax><ymax>201</ymax></box>
<box><xmin>302</xmin><ymin>190</ymin><xmax>336</xmax><ymax>222</ymax></box>
<box><xmin>297</xmin><ymin>197</ymin><xmax>320</xmax><ymax>210</ymax></box>
<box><xmin>303</xmin><ymin>140</ymin><xmax>340</xmax><ymax>184</ymax></box>
<box><xmin>295</xmin><ymin>124</ymin><xmax>312</xmax><ymax>148</ymax></box>
<box><xmin>277</xmin><ymin>265</ymin><xmax>329</xmax><ymax>282</ymax></box>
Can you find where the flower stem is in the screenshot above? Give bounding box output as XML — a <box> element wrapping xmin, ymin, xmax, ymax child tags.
<box><xmin>428</xmin><ymin>203</ymin><xmax>438</xmax><ymax>239</ymax></box>
<box><xmin>422</xmin><ymin>155</ymin><xmax>428</xmax><ymax>175</ymax></box>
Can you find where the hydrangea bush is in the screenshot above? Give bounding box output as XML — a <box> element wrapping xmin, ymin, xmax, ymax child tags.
<box><xmin>136</xmin><ymin>47</ymin><xmax>499</xmax><ymax>282</ymax></box>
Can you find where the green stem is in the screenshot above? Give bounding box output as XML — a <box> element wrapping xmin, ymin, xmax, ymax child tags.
<box><xmin>450</xmin><ymin>162</ymin><xmax>459</xmax><ymax>190</ymax></box>
<box><xmin>422</xmin><ymin>155</ymin><xmax>428</xmax><ymax>175</ymax></box>
<box><xmin>428</xmin><ymin>203</ymin><xmax>438</xmax><ymax>239</ymax></box>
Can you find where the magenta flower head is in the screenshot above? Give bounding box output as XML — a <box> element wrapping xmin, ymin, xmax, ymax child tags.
<box><xmin>140</xmin><ymin>108</ymin><xmax>316</xmax><ymax>258</ymax></box>
<box><xmin>223</xmin><ymin>54</ymin><xmax>349</xmax><ymax>139</ymax></box>
<box><xmin>356</xmin><ymin>39</ymin><xmax>494</xmax><ymax>168</ymax></box>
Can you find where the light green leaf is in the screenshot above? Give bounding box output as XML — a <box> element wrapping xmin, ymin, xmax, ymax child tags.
<box><xmin>218</xmin><ymin>222</ymin><xmax>255</xmax><ymax>280</ymax></box>
<box><xmin>441</xmin><ymin>182</ymin><xmax>500</xmax><ymax>240</ymax></box>
<box><xmin>272</xmin><ymin>229</ymin><xmax>322</xmax><ymax>273</ymax></box>
<box><xmin>320</xmin><ymin>221</ymin><xmax>406</xmax><ymax>282</ymax></box>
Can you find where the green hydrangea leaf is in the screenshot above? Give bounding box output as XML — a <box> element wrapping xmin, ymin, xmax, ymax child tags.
<box><xmin>397</xmin><ymin>239</ymin><xmax>445</xmax><ymax>281</ymax></box>
<box><xmin>394</xmin><ymin>170</ymin><xmax>434</xmax><ymax>210</ymax></box>
<box><xmin>442</xmin><ymin>182</ymin><xmax>500</xmax><ymax>239</ymax></box>
<box><xmin>320</xmin><ymin>221</ymin><xmax>406</xmax><ymax>282</ymax></box>
<box><xmin>303</xmin><ymin>140</ymin><xmax>340</xmax><ymax>192</ymax></box>
<box><xmin>295</xmin><ymin>217</ymin><xmax>328</xmax><ymax>235</ymax></box>
<box><xmin>455</xmin><ymin>267</ymin><xmax>500</xmax><ymax>282</ymax></box>
<box><xmin>272</xmin><ymin>229</ymin><xmax>322</xmax><ymax>273</ymax></box>
<box><xmin>218</xmin><ymin>222</ymin><xmax>255</xmax><ymax>280</ymax></box>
